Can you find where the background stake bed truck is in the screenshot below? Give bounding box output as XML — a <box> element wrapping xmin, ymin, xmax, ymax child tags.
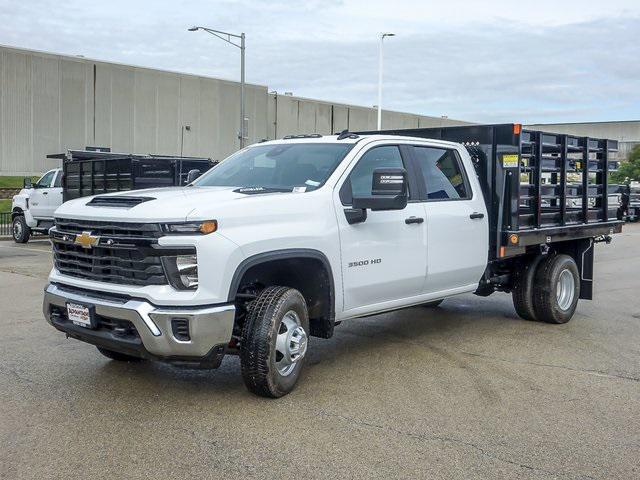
<box><xmin>42</xmin><ymin>124</ymin><xmax>622</xmax><ymax>397</ymax></box>
<box><xmin>11</xmin><ymin>150</ymin><xmax>213</xmax><ymax>243</ymax></box>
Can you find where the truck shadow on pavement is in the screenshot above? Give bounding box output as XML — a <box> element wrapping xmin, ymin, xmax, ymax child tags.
<box><xmin>90</xmin><ymin>294</ymin><xmax>531</xmax><ymax>400</ymax></box>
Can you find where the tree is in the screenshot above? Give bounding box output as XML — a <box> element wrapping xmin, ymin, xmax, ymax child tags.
<box><xmin>612</xmin><ymin>144</ymin><xmax>640</xmax><ymax>184</ymax></box>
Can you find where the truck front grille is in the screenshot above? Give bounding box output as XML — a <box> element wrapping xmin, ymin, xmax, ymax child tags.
<box><xmin>51</xmin><ymin>218</ymin><xmax>168</xmax><ymax>286</ymax></box>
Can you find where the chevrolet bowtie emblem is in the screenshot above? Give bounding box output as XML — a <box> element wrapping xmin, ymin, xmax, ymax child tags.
<box><xmin>75</xmin><ymin>231</ymin><xmax>100</xmax><ymax>249</ymax></box>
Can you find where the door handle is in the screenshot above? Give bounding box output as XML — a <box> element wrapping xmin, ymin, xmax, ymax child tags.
<box><xmin>42</xmin><ymin>191</ymin><xmax>48</xmax><ymax>195</ymax></box>
<box><xmin>405</xmin><ymin>216</ymin><xmax>424</xmax><ymax>225</ymax></box>
<box><xmin>469</xmin><ymin>212</ymin><xmax>484</xmax><ymax>219</ymax></box>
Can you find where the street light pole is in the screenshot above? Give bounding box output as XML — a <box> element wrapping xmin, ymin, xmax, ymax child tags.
<box><xmin>240</xmin><ymin>32</ymin><xmax>246</xmax><ymax>148</ymax></box>
<box><xmin>189</xmin><ymin>26</ymin><xmax>247</xmax><ymax>148</ymax></box>
<box><xmin>377</xmin><ymin>32</ymin><xmax>395</xmax><ymax>131</ymax></box>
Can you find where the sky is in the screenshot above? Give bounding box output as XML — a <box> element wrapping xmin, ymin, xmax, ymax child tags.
<box><xmin>0</xmin><ymin>0</ymin><xmax>638</xmax><ymax>124</ymax></box>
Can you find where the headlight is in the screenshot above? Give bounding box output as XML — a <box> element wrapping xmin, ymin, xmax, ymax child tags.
<box><xmin>162</xmin><ymin>254</ymin><xmax>199</xmax><ymax>290</ymax></box>
<box><xmin>162</xmin><ymin>220</ymin><xmax>217</xmax><ymax>235</ymax></box>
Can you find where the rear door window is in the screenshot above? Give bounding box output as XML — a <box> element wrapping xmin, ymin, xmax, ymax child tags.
<box><xmin>412</xmin><ymin>147</ymin><xmax>470</xmax><ymax>200</ymax></box>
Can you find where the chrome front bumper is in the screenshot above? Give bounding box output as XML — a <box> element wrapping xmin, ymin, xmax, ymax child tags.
<box><xmin>43</xmin><ymin>283</ymin><xmax>235</xmax><ymax>366</ymax></box>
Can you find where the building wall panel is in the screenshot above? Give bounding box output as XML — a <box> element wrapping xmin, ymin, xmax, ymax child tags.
<box><xmin>178</xmin><ymin>75</ymin><xmax>200</xmax><ymax>157</ymax></box>
<box><xmin>110</xmin><ymin>66</ymin><xmax>135</xmax><ymax>153</ymax></box>
<box><xmin>332</xmin><ymin>105</ymin><xmax>348</xmax><ymax>133</ymax></box>
<box><xmin>31</xmin><ymin>55</ymin><xmax>60</xmax><ymax>173</ymax></box>
<box><xmin>315</xmin><ymin>102</ymin><xmax>332</xmax><ymax>134</ymax></box>
<box><xmin>60</xmin><ymin>59</ymin><xmax>90</xmax><ymax>153</ymax></box>
<box><xmin>94</xmin><ymin>64</ymin><xmax>113</xmax><ymax>149</ymax></box>
<box><xmin>1</xmin><ymin>51</ymin><xmax>32</xmax><ymax>175</ymax></box>
<box><xmin>156</xmin><ymin>73</ymin><xmax>181</xmax><ymax>155</ymax></box>
<box><xmin>274</xmin><ymin>95</ymin><xmax>300</xmax><ymax>137</ymax></box>
<box><xmin>198</xmin><ymin>77</ymin><xmax>220</xmax><ymax>160</ymax></box>
<box><xmin>298</xmin><ymin>101</ymin><xmax>317</xmax><ymax>133</ymax></box>
<box><xmin>133</xmin><ymin>70</ymin><xmax>158</xmax><ymax>154</ymax></box>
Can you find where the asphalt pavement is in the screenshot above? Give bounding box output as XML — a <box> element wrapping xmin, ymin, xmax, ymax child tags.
<box><xmin>1</xmin><ymin>227</ymin><xmax>639</xmax><ymax>479</ymax></box>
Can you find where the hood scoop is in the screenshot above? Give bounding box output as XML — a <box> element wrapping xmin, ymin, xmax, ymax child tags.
<box><xmin>87</xmin><ymin>196</ymin><xmax>155</xmax><ymax>208</ymax></box>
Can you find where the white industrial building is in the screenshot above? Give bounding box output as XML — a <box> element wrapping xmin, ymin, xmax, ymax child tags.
<box><xmin>0</xmin><ymin>45</ymin><xmax>469</xmax><ymax>176</ymax></box>
<box><xmin>0</xmin><ymin>44</ymin><xmax>637</xmax><ymax>176</ymax></box>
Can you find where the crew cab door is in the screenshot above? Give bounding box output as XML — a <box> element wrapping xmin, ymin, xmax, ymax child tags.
<box><xmin>409</xmin><ymin>145</ymin><xmax>488</xmax><ymax>293</ymax></box>
<box><xmin>333</xmin><ymin>144</ymin><xmax>427</xmax><ymax>313</ymax></box>
<box><xmin>29</xmin><ymin>170</ymin><xmax>59</xmax><ymax>219</ymax></box>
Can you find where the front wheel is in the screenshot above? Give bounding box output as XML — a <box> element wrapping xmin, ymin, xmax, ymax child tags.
<box><xmin>240</xmin><ymin>286</ymin><xmax>310</xmax><ymax>398</ymax></box>
<box><xmin>12</xmin><ymin>215</ymin><xmax>31</xmax><ymax>243</ymax></box>
<box><xmin>532</xmin><ymin>254</ymin><xmax>580</xmax><ymax>324</ymax></box>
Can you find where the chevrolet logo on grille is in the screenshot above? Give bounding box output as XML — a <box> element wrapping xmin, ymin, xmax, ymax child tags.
<box><xmin>74</xmin><ymin>231</ymin><xmax>100</xmax><ymax>249</ymax></box>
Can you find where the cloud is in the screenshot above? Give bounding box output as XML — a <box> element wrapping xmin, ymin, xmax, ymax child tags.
<box><xmin>0</xmin><ymin>0</ymin><xmax>638</xmax><ymax>123</ymax></box>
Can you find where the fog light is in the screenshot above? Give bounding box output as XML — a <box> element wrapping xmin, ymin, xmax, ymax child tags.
<box><xmin>171</xmin><ymin>318</ymin><xmax>190</xmax><ymax>341</ymax></box>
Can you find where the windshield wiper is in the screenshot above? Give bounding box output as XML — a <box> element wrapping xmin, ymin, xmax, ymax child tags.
<box><xmin>233</xmin><ymin>186</ymin><xmax>292</xmax><ymax>195</ymax></box>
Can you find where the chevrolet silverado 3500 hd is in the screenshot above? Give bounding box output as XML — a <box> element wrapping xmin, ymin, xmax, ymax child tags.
<box><xmin>43</xmin><ymin>125</ymin><xmax>622</xmax><ymax>398</ymax></box>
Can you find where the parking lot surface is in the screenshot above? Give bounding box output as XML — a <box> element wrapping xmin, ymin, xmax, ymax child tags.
<box><xmin>1</xmin><ymin>226</ymin><xmax>639</xmax><ymax>479</ymax></box>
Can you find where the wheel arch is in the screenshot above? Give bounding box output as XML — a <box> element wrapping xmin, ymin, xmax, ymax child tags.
<box><xmin>228</xmin><ymin>249</ymin><xmax>336</xmax><ymax>338</ymax></box>
<box><xmin>11</xmin><ymin>207</ymin><xmax>24</xmax><ymax>220</ymax></box>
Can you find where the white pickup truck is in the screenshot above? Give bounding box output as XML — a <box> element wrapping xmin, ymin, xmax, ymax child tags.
<box><xmin>11</xmin><ymin>168</ymin><xmax>63</xmax><ymax>243</ymax></box>
<box><xmin>43</xmin><ymin>125</ymin><xmax>622</xmax><ymax>397</ymax></box>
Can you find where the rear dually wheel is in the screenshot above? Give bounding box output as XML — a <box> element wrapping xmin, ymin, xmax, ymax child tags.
<box><xmin>532</xmin><ymin>254</ymin><xmax>580</xmax><ymax>324</ymax></box>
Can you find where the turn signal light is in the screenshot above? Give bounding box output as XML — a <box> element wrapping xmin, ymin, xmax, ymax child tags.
<box><xmin>513</xmin><ymin>123</ymin><xmax>522</xmax><ymax>135</ymax></box>
<box><xmin>199</xmin><ymin>221</ymin><xmax>217</xmax><ymax>234</ymax></box>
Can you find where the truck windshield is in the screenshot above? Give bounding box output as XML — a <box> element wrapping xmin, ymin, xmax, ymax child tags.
<box><xmin>193</xmin><ymin>143</ymin><xmax>354</xmax><ymax>192</ymax></box>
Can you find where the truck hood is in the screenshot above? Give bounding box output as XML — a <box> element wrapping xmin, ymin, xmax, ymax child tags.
<box><xmin>54</xmin><ymin>186</ymin><xmax>321</xmax><ymax>223</ymax></box>
<box><xmin>14</xmin><ymin>187</ymin><xmax>33</xmax><ymax>198</ymax></box>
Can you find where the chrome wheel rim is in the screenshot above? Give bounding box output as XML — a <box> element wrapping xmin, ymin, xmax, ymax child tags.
<box><xmin>556</xmin><ymin>269</ymin><xmax>575</xmax><ymax>311</ymax></box>
<box><xmin>13</xmin><ymin>220</ymin><xmax>22</xmax><ymax>239</ymax></box>
<box><xmin>274</xmin><ymin>310</ymin><xmax>307</xmax><ymax>376</ymax></box>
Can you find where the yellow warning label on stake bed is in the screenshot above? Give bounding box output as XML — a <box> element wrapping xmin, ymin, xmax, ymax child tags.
<box><xmin>502</xmin><ymin>154</ymin><xmax>519</xmax><ymax>168</ymax></box>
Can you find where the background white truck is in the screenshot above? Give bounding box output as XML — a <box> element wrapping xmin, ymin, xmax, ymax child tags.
<box><xmin>11</xmin><ymin>150</ymin><xmax>214</xmax><ymax>243</ymax></box>
<box><xmin>11</xmin><ymin>168</ymin><xmax>63</xmax><ymax>243</ymax></box>
<box><xmin>42</xmin><ymin>124</ymin><xmax>622</xmax><ymax>398</ymax></box>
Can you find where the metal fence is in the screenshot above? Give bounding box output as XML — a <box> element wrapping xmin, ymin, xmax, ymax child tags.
<box><xmin>0</xmin><ymin>212</ymin><xmax>11</xmax><ymax>237</ymax></box>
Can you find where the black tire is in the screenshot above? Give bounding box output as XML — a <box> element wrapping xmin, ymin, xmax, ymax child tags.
<box><xmin>423</xmin><ymin>299</ymin><xmax>443</xmax><ymax>308</ymax></box>
<box><xmin>532</xmin><ymin>254</ymin><xmax>580</xmax><ymax>324</ymax></box>
<box><xmin>96</xmin><ymin>346</ymin><xmax>143</xmax><ymax>362</ymax></box>
<box><xmin>12</xmin><ymin>215</ymin><xmax>31</xmax><ymax>243</ymax></box>
<box><xmin>512</xmin><ymin>255</ymin><xmax>544</xmax><ymax>321</ymax></box>
<box><xmin>240</xmin><ymin>286</ymin><xmax>310</xmax><ymax>398</ymax></box>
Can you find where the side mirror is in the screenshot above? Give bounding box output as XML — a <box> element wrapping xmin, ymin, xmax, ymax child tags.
<box><xmin>352</xmin><ymin>167</ymin><xmax>408</xmax><ymax>211</ymax></box>
<box><xmin>185</xmin><ymin>169</ymin><xmax>201</xmax><ymax>184</ymax></box>
<box><xmin>345</xmin><ymin>168</ymin><xmax>408</xmax><ymax>224</ymax></box>
<box><xmin>23</xmin><ymin>177</ymin><xmax>33</xmax><ymax>189</ymax></box>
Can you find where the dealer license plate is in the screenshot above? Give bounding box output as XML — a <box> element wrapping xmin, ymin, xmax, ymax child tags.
<box><xmin>66</xmin><ymin>303</ymin><xmax>93</xmax><ymax>328</ymax></box>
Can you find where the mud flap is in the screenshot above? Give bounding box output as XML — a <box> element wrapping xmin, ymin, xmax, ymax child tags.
<box><xmin>576</xmin><ymin>239</ymin><xmax>594</xmax><ymax>300</ymax></box>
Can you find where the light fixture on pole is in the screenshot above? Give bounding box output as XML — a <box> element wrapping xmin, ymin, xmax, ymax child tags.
<box><xmin>188</xmin><ymin>26</ymin><xmax>247</xmax><ymax>148</ymax></box>
<box><xmin>377</xmin><ymin>32</ymin><xmax>395</xmax><ymax>131</ymax></box>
